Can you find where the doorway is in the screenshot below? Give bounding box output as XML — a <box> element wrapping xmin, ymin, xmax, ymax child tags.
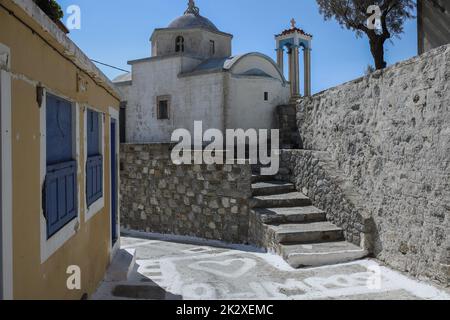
<box><xmin>110</xmin><ymin>118</ymin><xmax>118</xmax><ymax>245</ymax></box>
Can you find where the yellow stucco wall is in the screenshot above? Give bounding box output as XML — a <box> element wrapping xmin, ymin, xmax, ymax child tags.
<box><xmin>0</xmin><ymin>1</ymin><xmax>120</xmax><ymax>299</ymax></box>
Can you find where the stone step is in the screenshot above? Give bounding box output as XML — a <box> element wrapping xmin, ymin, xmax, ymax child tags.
<box><xmin>268</xmin><ymin>222</ymin><xmax>344</xmax><ymax>244</ymax></box>
<box><xmin>251</xmin><ymin>181</ymin><xmax>296</xmax><ymax>196</ymax></box>
<box><xmin>252</xmin><ymin>192</ymin><xmax>312</xmax><ymax>209</ymax></box>
<box><xmin>254</xmin><ymin>206</ymin><xmax>326</xmax><ymax>224</ymax></box>
<box><xmin>252</xmin><ymin>165</ymin><xmax>288</xmax><ymax>174</ymax></box>
<box><xmin>280</xmin><ymin>241</ymin><xmax>368</xmax><ymax>268</ymax></box>
<box><xmin>280</xmin><ymin>144</ymin><xmax>296</xmax><ymax>150</ymax></box>
<box><xmin>104</xmin><ymin>249</ymin><xmax>136</xmax><ymax>282</ymax></box>
<box><xmin>251</xmin><ymin>174</ymin><xmax>276</xmax><ymax>183</ymax></box>
<box><xmin>251</xmin><ymin>168</ymin><xmax>273</xmax><ymax>176</ymax></box>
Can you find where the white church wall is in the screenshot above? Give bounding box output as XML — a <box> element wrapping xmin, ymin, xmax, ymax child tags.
<box><xmin>126</xmin><ymin>56</ymin><xmax>225</xmax><ymax>143</ymax></box>
<box><xmin>227</xmin><ymin>75</ymin><xmax>290</xmax><ymax>130</ymax></box>
<box><xmin>127</xmin><ymin>57</ymin><xmax>180</xmax><ymax>142</ymax></box>
<box><xmin>179</xmin><ymin>72</ymin><xmax>225</xmax><ymax>133</ymax></box>
<box><xmin>115</xmin><ymin>82</ymin><xmax>131</xmax><ymax>102</ymax></box>
<box><xmin>225</xmin><ymin>54</ymin><xmax>290</xmax><ymax>130</ymax></box>
<box><xmin>152</xmin><ymin>29</ymin><xmax>232</xmax><ymax>59</ymax></box>
<box><xmin>179</xmin><ymin>56</ymin><xmax>205</xmax><ymax>73</ymax></box>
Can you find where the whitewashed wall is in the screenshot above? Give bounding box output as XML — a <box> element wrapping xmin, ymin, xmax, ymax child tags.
<box><xmin>127</xmin><ymin>56</ymin><xmax>224</xmax><ymax>143</ymax></box>
<box><xmin>226</xmin><ymin>55</ymin><xmax>290</xmax><ymax>130</ymax></box>
<box><xmin>123</xmin><ymin>53</ymin><xmax>290</xmax><ymax>143</ymax></box>
<box><xmin>152</xmin><ymin>29</ymin><xmax>232</xmax><ymax>59</ymax></box>
<box><xmin>227</xmin><ymin>75</ymin><xmax>290</xmax><ymax>130</ymax></box>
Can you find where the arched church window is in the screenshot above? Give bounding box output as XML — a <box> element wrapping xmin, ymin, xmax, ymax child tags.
<box><xmin>175</xmin><ymin>36</ymin><xmax>185</xmax><ymax>53</ymax></box>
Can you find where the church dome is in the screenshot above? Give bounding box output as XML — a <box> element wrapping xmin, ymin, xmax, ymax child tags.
<box><xmin>168</xmin><ymin>13</ymin><xmax>218</xmax><ymax>32</ymax></box>
<box><xmin>168</xmin><ymin>0</ymin><xmax>218</xmax><ymax>32</ymax></box>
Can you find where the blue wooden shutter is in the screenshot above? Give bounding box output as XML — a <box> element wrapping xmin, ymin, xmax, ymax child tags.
<box><xmin>44</xmin><ymin>94</ymin><xmax>77</xmax><ymax>239</ymax></box>
<box><xmin>86</xmin><ymin>110</ymin><xmax>103</xmax><ymax>207</ymax></box>
<box><xmin>86</xmin><ymin>155</ymin><xmax>103</xmax><ymax>206</ymax></box>
<box><xmin>44</xmin><ymin>161</ymin><xmax>77</xmax><ymax>238</ymax></box>
<box><xmin>46</xmin><ymin>94</ymin><xmax>73</xmax><ymax>164</ymax></box>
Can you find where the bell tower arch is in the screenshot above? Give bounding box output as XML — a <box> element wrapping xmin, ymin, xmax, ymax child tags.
<box><xmin>275</xmin><ymin>19</ymin><xmax>313</xmax><ymax>97</ymax></box>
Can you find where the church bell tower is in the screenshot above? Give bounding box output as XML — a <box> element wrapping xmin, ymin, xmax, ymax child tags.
<box><xmin>275</xmin><ymin>19</ymin><xmax>313</xmax><ymax>97</ymax></box>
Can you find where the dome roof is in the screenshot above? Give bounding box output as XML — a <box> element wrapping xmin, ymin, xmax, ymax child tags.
<box><xmin>167</xmin><ymin>1</ymin><xmax>219</xmax><ymax>32</ymax></box>
<box><xmin>168</xmin><ymin>13</ymin><xmax>218</xmax><ymax>32</ymax></box>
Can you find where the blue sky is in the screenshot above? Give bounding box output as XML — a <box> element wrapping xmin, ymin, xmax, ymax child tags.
<box><xmin>57</xmin><ymin>0</ymin><xmax>418</xmax><ymax>94</ymax></box>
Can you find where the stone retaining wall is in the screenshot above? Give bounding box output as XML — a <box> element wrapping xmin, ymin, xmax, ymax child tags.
<box><xmin>278</xmin><ymin>150</ymin><xmax>374</xmax><ymax>252</ymax></box>
<box><xmin>296</xmin><ymin>44</ymin><xmax>450</xmax><ymax>284</ymax></box>
<box><xmin>277</xmin><ymin>104</ymin><xmax>302</xmax><ymax>149</ymax></box>
<box><xmin>120</xmin><ymin>144</ymin><xmax>252</xmax><ymax>244</ymax></box>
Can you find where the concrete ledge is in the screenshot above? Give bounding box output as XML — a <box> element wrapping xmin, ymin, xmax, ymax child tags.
<box><xmin>281</xmin><ymin>241</ymin><xmax>368</xmax><ymax>268</ymax></box>
<box><xmin>121</xmin><ymin>229</ymin><xmax>265</xmax><ymax>253</ymax></box>
<box><xmin>104</xmin><ymin>249</ymin><xmax>136</xmax><ymax>282</ymax></box>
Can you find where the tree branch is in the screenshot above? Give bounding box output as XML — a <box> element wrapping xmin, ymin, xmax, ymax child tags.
<box><xmin>380</xmin><ymin>0</ymin><xmax>397</xmax><ymax>40</ymax></box>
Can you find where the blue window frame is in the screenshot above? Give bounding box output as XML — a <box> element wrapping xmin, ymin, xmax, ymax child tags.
<box><xmin>86</xmin><ymin>109</ymin><xmax>103</xmax><ymax>207</ymax></box>
<box><xmin>44</xmin><ymin>94</ymin><xmax>77</xmax><ymax>239</ymax></box>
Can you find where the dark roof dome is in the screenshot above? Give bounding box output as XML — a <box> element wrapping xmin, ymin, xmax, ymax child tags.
<box><xmin>168</xmin><ymin>0</ymin><xmax>218</xmax><ymax>32</ymax></box>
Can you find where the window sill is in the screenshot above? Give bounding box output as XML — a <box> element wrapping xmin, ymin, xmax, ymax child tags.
<box><xmin>41</xmin><ymin>216</ymin><xmax>79</xmax><ymax>264</ymax></box>
<box><xmin>85</xmin><ymin>196</ymin><xmax>104</xmax><ymax>222</ymax></box>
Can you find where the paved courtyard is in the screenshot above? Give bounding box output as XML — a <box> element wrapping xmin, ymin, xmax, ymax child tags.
<box><xmin>92</xmin><ymin>236</ymin><xmax>449</xmax><ymax>300</ymax></box>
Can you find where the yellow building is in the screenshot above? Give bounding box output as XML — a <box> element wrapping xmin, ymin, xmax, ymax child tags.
<box><xmin>0</xmin><ymin>0</ymin><xmax>121</xmax><ymax>299</ymax></box>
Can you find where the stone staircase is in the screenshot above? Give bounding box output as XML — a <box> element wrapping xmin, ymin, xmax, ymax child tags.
<box><xmin>251</xmin><ymin>168</ymin><xmax>367</xmax><ymax>268</ymax></box>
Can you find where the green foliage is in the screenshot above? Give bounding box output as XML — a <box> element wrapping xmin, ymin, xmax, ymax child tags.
<box><xmin>33</xmin><ymin>0</ymin><xmax>63</xmax><ymax>22</ymax></box>
<box><xmin>316</xmin><ymin>0</ymin><xmax>415</xmax><ymax>70</ymax></box>
<box><xmin>316</xmin><ymin>0</ymin><xmax>415</xmax><ymax>38</ymax></box>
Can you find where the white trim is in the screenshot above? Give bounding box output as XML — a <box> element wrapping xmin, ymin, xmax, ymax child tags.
<box><xmin>0</xmin><ymin>43</ymin><xmax>13</xmax><ymax>300</ymax></box>
<box><xmin>108</xmin><ymin>107</ymin><xmax>120</xmax><ymax>259</ymax></box>
<box><xmin>84</xmin><ymin>107</ymin><xmax>105</xmax><ymax>222</ymax></box>
<box><xmin>40</xmin><ymin>90</ymin><xmax>81</xmax><ymax>264</ymax></box>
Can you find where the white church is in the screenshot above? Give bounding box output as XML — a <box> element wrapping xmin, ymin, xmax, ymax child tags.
<box><xmin>114</xmin><ymin>0</ymin><xmax>312</xmax><ymax>143</ymax></box>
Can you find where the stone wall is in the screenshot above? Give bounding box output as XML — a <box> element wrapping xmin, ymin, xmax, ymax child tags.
<box><xmin>418</xmin><ymin>0</ymin><xmax>450</xmax><ymax>55</ymax></box>
<box><xmin>296</xmin><ymin>44</ymin><xmax>450</xmax><ymax>284</ymax></box>
<box><xmin>120</xmin><ymin>143</ymin><xmax>252</xmax><ymax>244</ymax></box>
<box><xmin>277</xmin><ymin>150</ymin><xmax>374</xmax><ymax>252</ymax></box>
<box><xmin>277</xmin><ymin>104</ymin><xmax>302</xmax><ymax>149</ymax></box>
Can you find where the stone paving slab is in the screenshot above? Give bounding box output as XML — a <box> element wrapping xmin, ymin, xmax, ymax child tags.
<box><xmin>280</xmin><ymin>241</ymin><xmax>368</xmax><ymax>268</ymax></box>
<box><xmin>92</xmin><ymin>236</ymin><xmax>450</xmax><ymax>300</ymax></box>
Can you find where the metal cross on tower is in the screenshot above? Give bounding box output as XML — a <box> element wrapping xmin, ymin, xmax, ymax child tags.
<box><xmin>290</xmin><ymin>18</ymin><xmax>296</xmax><ymax>29</ymax></box>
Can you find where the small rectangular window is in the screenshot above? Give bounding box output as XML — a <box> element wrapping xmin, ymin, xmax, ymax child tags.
<box><xmin>157</xmin><ymin>96</ymin><xmax>170</xmax><ymax>120</ymax></box>
<box><xmin>264</xmin><ymin>92</ymin><xmax>269</xmax><ymax>101</ymax></box>
<box><xmin>120</xmin><ymin>102</ymin><xmax>126</xmax><ymax>143</ymax></box>
<box><xmin>210</xmin><ymin>40</ymin><xmax>215</xmax><ymax>55</ymax></box>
